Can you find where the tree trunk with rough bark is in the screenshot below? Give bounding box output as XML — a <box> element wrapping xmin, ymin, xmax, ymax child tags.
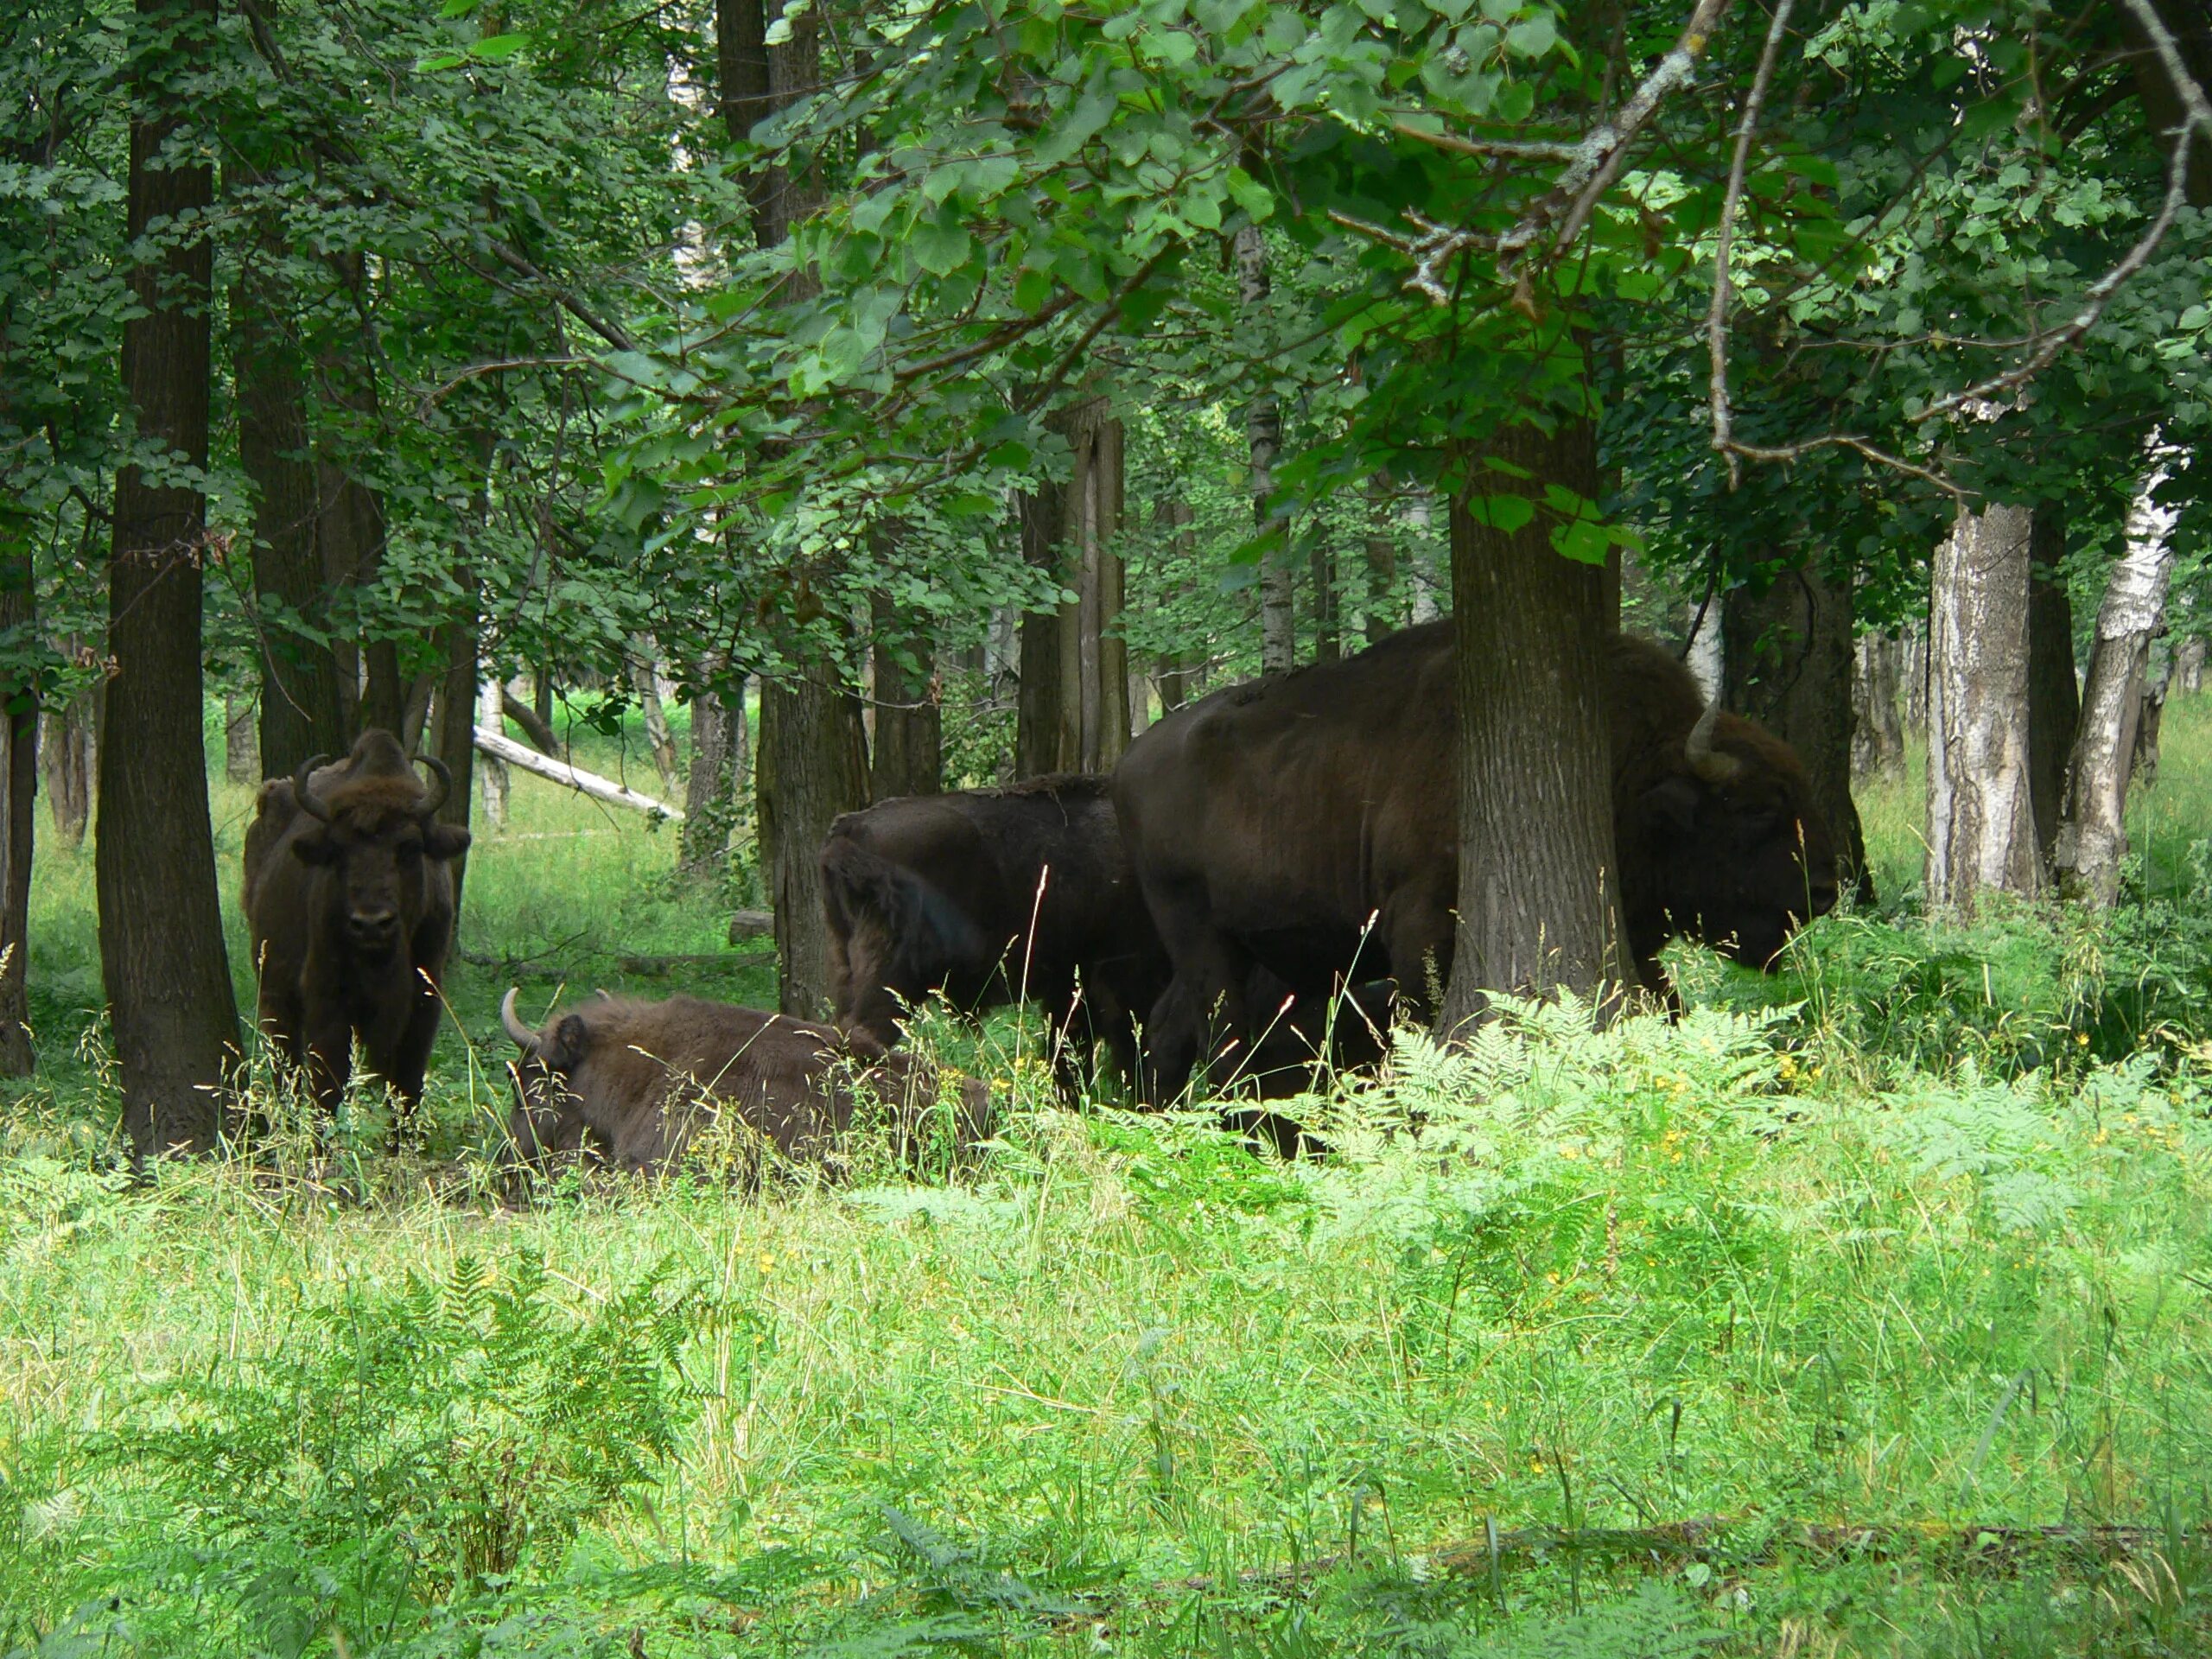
<box><xmin>2133</xmin><ymin>646</ymin><xmax>2172</xmax><ymax>788</ymax></box>
<box><xmin>2176</xmin><ymin>634</ymin><xmax>2205</xmax><ymax>694</ymax></box>
<box><xmin>759</xmin><ymin>665</ymin><xmax>868</xmax><ymax>1017</ymax></box>
<box><xmin>1437</xmin><ymin>419</ymin><xmax>1629</xmax><ymax>1033</ymax></box>
<box><xmin>2055</xmin><ymin>454</ymin><xmax>2179</xmax><ymax>904</ymax></box>
<box><xmin>475</xmin><ymin>678</ymin><xmax>510</xmax><ymax>829</ymax></box>
<box><xmin>1723</xmin><ymin>561</ymin><xmax>1872</xmax><ymax>902</ymax></box>
<box><xmin>1364</xmin><ymin>477</ymin><xmax>1397</xmax><ymax>644</ymax></box>
<box><xmin>1237</xmin><ymin>224</ymin><xmax>1294</xmax><ymax>675</ymax></box>
<box><xmin>869</xmin><ymin>593</ymin><xmax>941</xmax><ymax>800</ymax></box>
<box><xmin>1312</xmin><ymin>538</ymin><xmax>1339</xmax><ymax>663</ymax></box>
<box><xmin>2025</xmin><ymin>503</ymin><xmax>2081</xmax><ymax>865</ymax></box>
<box><xmin>223</xmin><ymin>694</ymin><xmax>258</xmax><ymax>783</ymax></box>
<box><xmin>1902</xmin><ymin>620</ymin><xmax>1929</xmax><ymax>732</ymax></box>
<box><xmin>679</xmin><ymin>674</ymin><xmax>737</xmax><ymax>881</ymax></box>
<box><xmin>0</xmin><ymin>525</ymin><xmax>35</xmax><ymax>1075</ymax></box>
<box><xmin>1685</xmin><ymin>596</ymin><xmax>1724</xmax><ymax>703</ymax></box>
<box><xmin>1926</xmin><ymin>503</ymin><xmax>2041</xmax><ymax>911</ymax></box>
<box><xmin>1851</xmin><ymin>632</ymin><xmax>1905</xmax><ymax>779</ymax></box>
<box><xmin>1016</xmin><ymin>397</ymin><xmax>1128</xmax><ymax>773</ymax></box>
<box><xmin>40</xmin><ymin>695</ymin><xmax>91</xmax><ymax>848</ymax></box>
<box><xmin>232</xmin><ymin>208</ymin><xmax>346</xmax><ymax>779</ymax></box>
<box><xmin>100</xmin><ymin>0</ymin><xmax>241</xmax><ymax>1156</ymax></box>
<box><xmin>431</xmin><ymin>620</ymin><xmax>477</xmax><ymax>912</ymax></box>
<box><xmin>315</xmin><ymin>251</ymin><xmax>403</xmax><ymax>741</ymax></box>
<box><xmin>629</xmin><ymin>637</ymin><xmax>680</xmax><ymax>797</ymax></box>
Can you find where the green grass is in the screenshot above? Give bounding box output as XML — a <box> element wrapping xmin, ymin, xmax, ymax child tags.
<box><xmin>5</xmin><ymin>703</ymin><xmax>2212</xmax><ymax>1656</ymax></box>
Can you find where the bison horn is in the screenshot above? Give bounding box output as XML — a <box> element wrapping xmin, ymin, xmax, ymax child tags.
<box><xmin>292</xmin><ymin>754</ymin><xmax>335</xmax><ymax>823</ymax></box>
<box><xmin>1684</xmin><ymin>701</ymin><xmax>1744</xmax><ymax>785</ymax></box>
<box><xmin>416</xmin><ymin>755</ymin><xmax>452</xmax><ymax>816</ymax></box>
<box><xmin>500</xmin><ymin>988</ymin><xmax>540</xmax><ymax>1055</ymax></box>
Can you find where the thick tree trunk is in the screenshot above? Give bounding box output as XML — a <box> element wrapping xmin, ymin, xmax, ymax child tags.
<box><xmin>629</xmin><ymin>637</ymin><xmax>681</xmax><ymax>796</ymax></box>
<box><xmin>0</xmin><ymin>527</ymin><xmax>35</xmax><ymax>1075</ymax></box>
<box><xmin>232</xmin><ymin>232</ymin><xmax>346</xmax><ymax>779</ymax></box>
<box><xmin>433</xmin><ymin>620</ymin><xmax>477</xmax><ymax>912</ymax></box>
<box><xmin>679</xmin><ymin>677</ymin><xmax>736</xmax><ymax>880</ymax></box>
<box><xmin>1016</xmin><ymin>398</ymin><xmax>1128</xmax><ymax>773</ymax></box>
<box><xmin>2054</xmin><ymin>454</ymin><xmax>2179</xmax><ymax>904</ymax></box>
<box><xmin>499</xmin><ymin>690</ymin><xmax>559</xmax><ymax>756</ymax></box>
<box><xmin>475</xmin><ymin>678</ymin><xmax>510</xmax><ymax>829</ymax></box>
<box><xmin>315</xmin><ymin>251</ymin><xmax>402</xmax><ymax>741</ymax></box>
<box><xmin>758</xmin><ymin>664</ymin><xmax>869</xmax><ymax>1017</ymax></box>
<box><xmin>1408</xmin><ymin>493</ymin><xmax>1442</xmax><ymax>623</ymax></box>
<box><xmin>223</xmin><ymin>693</ymin><xmax>258</xmax><ymax>783</ymax></box>
<box><xmin>1237</xmin><ymin>225</ymin><xmax>1294</xmax><ymax>675</ymax></box>
<box><xmin>1926</xmin><ymin>503</ymin><xmax>2041</xmax><ymax>911</ymax></box>
<box><xmin>2025</xmin><ymin>503</ymin><xmax>2081</xmax><ymax>865</ymax></box>
<box><xmin>1851</xmin><ymin>631</ymin><xmax>1905</xmax><ymax>779</ymax></box>
<box><xmin>398</xmin><ymin>672</ymin><xmax>434</xmax><ymax>755</ymax></box>
<box><xmin>1364</xmin><ymin>477</ymin><xmax>1397</xmax><ymax>644</ymax></box>
<box><xmin>1723</xmin><ymin>560</ymin><xmax>1872</xmax><ymax>902</ymax></box>
<box><xmin>1437</xmin><ymin>418</ymin><xmax>1629</xmax><ymax>1032</ymax></box>
<box><xmin>869</xmin><ymin>593</ymin><xmax>941</xmax><ymax>800</ymax></box>
<box><xmin>100</xmin><ymin>0</ymin><xmax>241</xmax><ymax>1156</ymax></box>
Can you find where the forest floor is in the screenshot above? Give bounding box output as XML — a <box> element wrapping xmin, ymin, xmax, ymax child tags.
<box><xmin>4</xmin><ymin>702</ymin><xmax>2212</xmax><ymax>1655</ymax></box>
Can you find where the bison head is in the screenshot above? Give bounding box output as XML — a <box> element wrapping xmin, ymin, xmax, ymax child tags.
<box><xmin>290</xmin><ymin>744</ymin><xmax>471</xmax><ymax>956</ymax></box>
<box><xmin>1637</xmin><ymin>701</ymin><xmax>1840</xmax><ymax>970</ymax></box>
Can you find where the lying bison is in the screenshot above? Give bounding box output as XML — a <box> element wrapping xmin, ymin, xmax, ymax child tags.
<box><xmin>1113</xmin><ymin>624</ymin><xmax>1840</xmax><ymax>1095</ymax></box>
<box><xmin>498</xmin><ymin>988</ymin><xmax>993</xmax><ymax>1179</ymax></box>
<box><xmin>818</xmin><ymin>776</ymin><xmax>1171</xmax><ymax>1087</ymax></box>
<box><xmin>242</xmin><ymin>730</ymin><xmax>469</xmax><ymax>1117</ymax></box>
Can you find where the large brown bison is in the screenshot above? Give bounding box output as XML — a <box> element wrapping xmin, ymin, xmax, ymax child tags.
<box><xmin>1113</xmin><ymin>624</ymin><xmax>1840</xmax><ymax>1095</ymax></box>
<box><xmin>818</xmin><ymin>777</ymin><xmax>1172</xmax><ymax>1087</ymax></box>
<box><xmin>498</xmin><ymin>988</ymin><xmax>993</xmax><ymax>1178</ymax></box>
<box><xmin>242</xmin><ymin>730</ymin><xmax>470</xmax><ymax>1116</ymax></box>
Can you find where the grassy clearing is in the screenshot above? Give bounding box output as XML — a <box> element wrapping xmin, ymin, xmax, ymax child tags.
<box><xmin>5</xmin><ymin>703</ymin><xmax>2212</xmax><ymax>1655</ymax></box>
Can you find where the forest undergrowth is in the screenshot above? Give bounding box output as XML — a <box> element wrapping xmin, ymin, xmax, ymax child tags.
<box><xmin>3</xmin><ymin>705</ymin><xmax>2212</xmax><ymax>1656</ymax></box>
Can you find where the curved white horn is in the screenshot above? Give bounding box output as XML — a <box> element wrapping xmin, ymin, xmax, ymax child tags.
<box><xmin>1685</xmin><ymin>701</ymin><xmax>1743</xmax><ymax>785</ymax></box>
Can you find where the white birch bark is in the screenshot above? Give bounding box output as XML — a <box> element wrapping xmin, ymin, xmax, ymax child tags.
<box><xmin>1685</xmin><ymin>598</ymin><xmax>1725</xmax><ymax>703</ymax></box>
<box><xmin>2053</xmin><ymin>446</ymin><xmax>2181</xmax><ymax>905</ymax></box>
<box><xmin>476</xmin><ymin>678</ymin><xmax>510</xmax><ymax>829</ymax></box>
<box><xmin>1926</xmin><ymin>503</ymin><xmax>2041</xmax><ymax>909</ymax></box>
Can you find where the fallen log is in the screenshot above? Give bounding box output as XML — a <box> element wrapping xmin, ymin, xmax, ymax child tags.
<box><xmin>474</xmin><ymin>728</ymin><xmax>683</xmax><ymax>821</ymax></box>
<box><xmin>455</xmin><ymin>947</ymin><xmax>773</xmax><ymax>979</ymax></box>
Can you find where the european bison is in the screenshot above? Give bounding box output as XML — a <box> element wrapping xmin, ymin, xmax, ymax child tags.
<box><xmin>242</xmin><ymin>730</ymin><xmax>470</xmax><ymax>1117</ymax></box>
<box><xmin>818</xmin><ymin>776</ymin><xmax>1171</xmax><ymax>1086</ymax></box>
<box><xmin>1113</xmin><ymin>624</ymin><xmax>1840</xmax><ymax>1095</ymax></box>
<box><xmin>498</xmin><ymin>988</ymin><xmax>994</xmax><ymax>1179</ymax></box>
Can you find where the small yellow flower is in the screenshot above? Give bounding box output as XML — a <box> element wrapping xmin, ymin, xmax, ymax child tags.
<box><xmin>758</xmin><ymin>1252</ymin><xmax>776</xmax><ymax>1274</ymax></box>
<box><xmin>2076</xmin><ymin>1032</ymin><xmax>2091</xmax><ymax>1047</ymax></box>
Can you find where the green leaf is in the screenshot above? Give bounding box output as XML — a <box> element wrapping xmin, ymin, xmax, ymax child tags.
<box><xmin>1468</xmin><ymin>493</ymin><xmax>1535</xmax><ymax>532</ymax></box>
<box><xmin>1504</xmin><ymin>12</ymin><xmax>1556</xmax><ymax>56</ymax></box>
<box><xmin>470</xmin><ymin>32</ymin><xmax>531</xmax><ymax>60</ymax></box>
<box><xmin>416</xmin><ymin>50</ymin><xmax>467</xmax><ymax>70</ymax></box>
<box><xmin>2180</xmin><ymin>304</ymin><xmax>2209</xmax><ymax>332</ymax></box>
<box><xmin>912</xmin><ymin>215</ymin><xmax>974</xmax><ymax>277</ymax></box>
<box><xmin>437</xmin><ymin>0</ymin><xmax>476</xmax><ymax>16</ymax></box>
<box><xmin>1552</xmin><ymin>518</ymin><xmax>1609</xmax><ymax>564</ymax></box>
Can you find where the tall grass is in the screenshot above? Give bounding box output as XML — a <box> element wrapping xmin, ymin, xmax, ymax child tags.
<box><xmin>3</xmin><ymin>701</ymin><xmax>2212</xmax><ymax>1655</ymax></box>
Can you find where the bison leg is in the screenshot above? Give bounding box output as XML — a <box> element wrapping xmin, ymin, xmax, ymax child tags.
<box><xmin>1376</xmin><ymin>887</ymin><xmax>1456</xmax><ymax>1026</ymax></box>
<box><xmin>302</xmin><ymin>1010</ymin><xmax>353</xmax><ymax>1123</ymax></box>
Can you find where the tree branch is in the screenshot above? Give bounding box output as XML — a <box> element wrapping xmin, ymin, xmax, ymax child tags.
<box><xmin>1707</xmin><ymin>0</ymin><xmax>1797</xmax><ymax>488</ymax></box>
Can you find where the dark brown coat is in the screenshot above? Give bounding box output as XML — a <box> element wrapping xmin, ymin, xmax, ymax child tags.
<box><xmin>818</xmin><ymin>776</ymin><xmax>1170</xmax><ymax>1084</ymax></box>
<box><xmin>499</xmin><ymin>989</ymin><xmax>994</xmax><ymax>1178</ymax></box>
<box><xmin>241</xmin><ymin>729</ymin><xmax>469</xmax><ymax>1115</ymax></box>
<box><xmin>1112</xmin><ymin>625</ymin><xmax>1839</xmax><ymax>1094</ymax></box>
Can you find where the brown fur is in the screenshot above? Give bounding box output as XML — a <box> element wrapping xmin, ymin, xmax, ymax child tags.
<box><xmin>501</xmin><ymin>992</ymin><xmax>994</xmax><ymax>1180</ymax></box>
<box><xmin>1112</xmin><ymin>624</ymin><xmax>1840</xmax><ymax>1096</ymax></box>
<box><xmin>241</xmin><ymin>730</ymin><xmax>470</xmax><ymax>1119</ymax></box>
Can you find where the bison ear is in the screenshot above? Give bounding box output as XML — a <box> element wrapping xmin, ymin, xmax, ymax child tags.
<box><xmin>424</xmin><ymin>821</ymin><xmax>472</xmax><ymax>861</ymax></box>
<box><xmin>543</xmin><ymin>1013</ymin><xmax>590</xmax><ymax>1071</ymax></box>
<box><xmin>290</xmin><ymin>827</ymin><xmax>340</xmax><ymax>866</ymax></box>
<box><xmin>1641</xmin><ymin>775</ymin><xmax>1703</xmax><ymax>836</ymax></box>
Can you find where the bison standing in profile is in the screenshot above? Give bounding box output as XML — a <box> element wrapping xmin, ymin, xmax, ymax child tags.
<box><xmin>498</xmin><ymin>988</ymin><xmax>993</xmax><ymax>1179</ymax></box>
<box><xmin>242</xmin><ymin>730</ymin><xmax>470</xmax><ymax>1118</ymax></box>
<box><xmin>818</xmin><ymin>777</ymin><xmax>1172</xmax><ymax>1088</ymax></box>
<box><xmin>1112</xmin><ymin>624</ymin><xmax>1840</xmax><ymax>1096</ymax></box>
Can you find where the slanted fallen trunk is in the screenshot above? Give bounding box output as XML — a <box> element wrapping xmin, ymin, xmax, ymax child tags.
<box><xmin>474</xmin><ymin>728</ymin><xmax>683</xmax><ymax>821</ymax></box>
